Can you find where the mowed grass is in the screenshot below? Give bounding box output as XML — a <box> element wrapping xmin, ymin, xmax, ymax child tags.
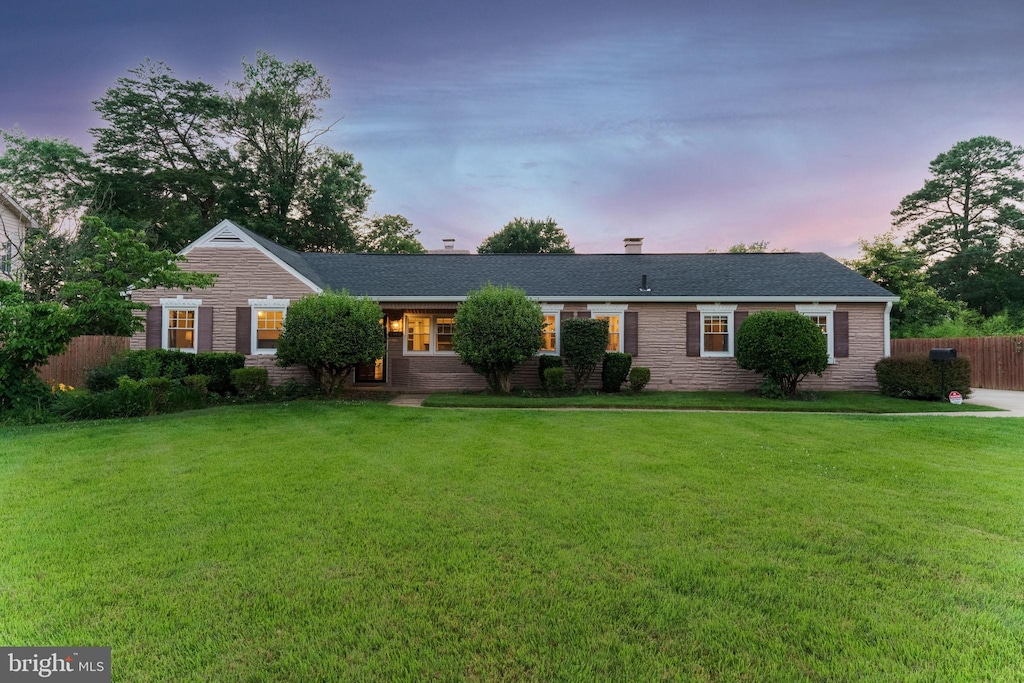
<box><xmin>424</xmin><ymin>390</ymin><xmax>999</xmax><ymax>412</ymax></box>
<box><xmin>1</xmin><ymin>404</ymin><xmax>1022</xmax><ymax>681</ymax></box>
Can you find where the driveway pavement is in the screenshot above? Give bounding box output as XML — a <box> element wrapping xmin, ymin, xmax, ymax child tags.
<box><xmin>965</xmin><ymin>388</ymin><xmax>1024</xmax><ymax>417</ymax></box>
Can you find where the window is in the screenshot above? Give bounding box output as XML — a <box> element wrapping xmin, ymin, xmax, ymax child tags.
<box><xmin>697</xmin><ymin>304</ymin><xmax>736</xmax><ymax>357</ymax></box>
<box><xmin>435</xmin><ymin>317</ymin><xmax>454</xmax><ymax>352</ymax></box>
<box><xmin>161</xmin><ymin>297</ymin><xmax>202</xmax><ymax>353</ymax></box>
<box><xmin>588</xmin><ymin>305</ymin><xmax>626</xmax><ymax>352</ymax></box>
<box><xmin>539</xmin><ymin>304</ymin><xmax>563</xmax><ymax>354</ymax></box>
<box><xmin>796</xmin><ymin>304</ymin><xmax>836</xmax><ymax>363</ymax></box>
<box><xmin>404</xmin><ymin>314</ymin><xmax>457</xmax><ymax>355</ymax></box>
<box><xmin>249</xmin><ymin>298</ymin><xmax>289</xmax><ymax>354</ymax></box>
<box><xmin>1</xmin><ymin>241</ymin><xmax>11</xmax><ymax>275</ymax></box>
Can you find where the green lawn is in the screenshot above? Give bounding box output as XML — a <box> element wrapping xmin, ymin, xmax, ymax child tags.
<box><xmin>1</xmin><ymin>403</ymin><xmax>1022</xmax><ymax>681</ymax></box>
<box><xmin>424</xmin><ymin>390</ymin><xmax>999</xmax><ymax>413</ymax></box>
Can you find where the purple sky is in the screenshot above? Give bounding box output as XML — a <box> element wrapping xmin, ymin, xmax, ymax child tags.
<box><xmin>3</xmin><ymin>0</ymin><xmax>1023</xmax><ymax>256</ymax></box>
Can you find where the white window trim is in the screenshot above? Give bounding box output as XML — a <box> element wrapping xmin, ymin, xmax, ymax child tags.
<box><xmin>249</xmin><ymin>297</ymin><xmax>290</xmax><ymax>356</ymax></box>
<box><xmin>697</xmin><ymin>304</ymin><xmax>736</xmax><ymax>357</ymax></box>
<box><xmin>403</xmin><ymin>313</ymin><xmax>458</xmax><ymax>356</ymax></box>
<box><xmin>588</xmin><ymin>304</ymin><xmax>626</xmax><ymax>353</ymax></box>
<box><xmin>160</xmin><ymin>296</ymin><xmax>202</xmax><ymax>353</ymax></box>
<box><xmin>796</xmin><ymin>304</ymin><xmax>836</xmax><ymax>364</ymax></box>
<box><xmin>539</xmin><ymin>304</ymin><xmax>564</xmax><ymax>355</ymax></box>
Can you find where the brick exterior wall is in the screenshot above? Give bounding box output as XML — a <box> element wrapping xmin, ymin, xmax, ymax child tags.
<box><xmin>132</xmin><ymin>247</ymin><xmax>888</xmax><ymax>392</ymax></box>
<box><xmin>382</xmin><ymin>301</ymin><xmax>886</xmax><ymax>392</ymax></box>
<box><xmin>130</xmin><ymin>247</ymin><xmax>315</xmax><ymax>385</ymax></box>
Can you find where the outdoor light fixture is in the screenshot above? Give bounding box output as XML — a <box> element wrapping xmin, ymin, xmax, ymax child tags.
<box><xmin>387</xmin><ymin>317</ymin><xmax>404</xmax><ymax>337</ymax></box>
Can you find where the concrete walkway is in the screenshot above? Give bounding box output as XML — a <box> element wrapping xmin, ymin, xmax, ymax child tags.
<box><xmin>388</xmin><ymin>388</ymin><xmax>1024</xmax><ymax>417</ymax></box>
<box><xmin>388</xmin><ymin>393</ymin><xmax>430</xmax><ymax>407</ymax></box>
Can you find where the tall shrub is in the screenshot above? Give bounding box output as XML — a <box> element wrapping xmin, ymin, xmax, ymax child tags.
<box><xmin>452</xmin><ymin>284</ymin><xmax>544</xmax><ymax>393</ymax></box>
<box><xmin>0</xmin><ymin>281</ymin><xmax>76</xmax><ymax>414</ymax></box>
<box><xmin>275</xmin><ymin>291</ymin><xmax>385</xmax><ymax>396</ymax></box>
<box><xmin>561</xmin><ymin>317</ymin><xmax>609</xmax><ymax>393</ymax></box>
<box><xmin>735</xmin><ymin>311</ymin><xmax>829</xmax><ymax>397</ymax></box>
<box><xmin>601</xmin><ymin>352</ymin><xmax>632</xmax><ymax>392</ymax></box>
<box><xmin>875</xmin><ymin>354</ymin><xmax>972</xmax><ymax>400</ymax></box>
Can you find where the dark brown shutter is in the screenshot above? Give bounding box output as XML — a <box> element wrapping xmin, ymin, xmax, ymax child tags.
<box><xmin>560</xmin><ymin>311</ymin><xmax>574</xmax><ymax>322</ymax></box>
<box><xmin>734</xmin><ymin>310</ymin><xmax>748</xmax><ymax>331</ymax></box>
<box><xmin>236</xmin><ymin>307</ymin><xmax>252</xmax><ymax>355</ymax></box>
<box><xmin>198</xmin><ymin>306</ymin><xmax>214</xmax><ymax>352</ymax></box>
<box><xmin>834</xmin><ymin>311</ymin><xmax>849</xmax><ymax>358</ymax></box>
<box><xmin>624</xmin><ymin>311</ymin><xmax>639</xmax><ymax>357</ymax></box>
<box><xmin>686</xmin><ymin>311</ymin><xmax>700</xmax><ymax>357</ymax></box>
<box><xmin>577</xmin><ymin>310</ymin><xmax>591</xmax><ymax>319</ymax></box>
<box><xmin>146</xmin><ymin>307</ymin><xmax>162</xmax><ymax>349</ymax></box>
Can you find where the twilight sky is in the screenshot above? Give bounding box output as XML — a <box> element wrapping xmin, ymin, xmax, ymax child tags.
<box><xmin>3</xmin><ymin>0</ymin><xmax>1023</xmax><ymax>256</ymax></box>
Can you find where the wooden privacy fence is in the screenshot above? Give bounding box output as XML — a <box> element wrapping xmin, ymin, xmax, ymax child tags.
<box><xmin>891</xmin><ymin>336</ymin><xmax>1024</xmax><ymax>390</ymax></box>
<box><xmin>36</xmin><ymin>335</ymin><xmax>130</xmax><ymax>389</ymax></box>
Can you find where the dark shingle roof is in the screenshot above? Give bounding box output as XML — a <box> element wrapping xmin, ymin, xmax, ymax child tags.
<box><xmin>232</xmin><ymin>224</ymin><xmax>894</xmax><ymax>300</ymax></box>
<box><xmin>304</xmin><ymin>252</ymin><xmax>893</xmax><ymax>300</ymax></box>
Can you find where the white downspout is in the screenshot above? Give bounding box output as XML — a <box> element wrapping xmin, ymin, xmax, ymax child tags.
<box><xmin>883</xmin><ymin>301</ymin><xmax>893</xmax><ymax>357</ymax></box>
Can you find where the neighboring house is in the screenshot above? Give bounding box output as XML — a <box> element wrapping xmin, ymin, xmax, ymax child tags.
<box><xmin>0</xmin><ymin>186</ymin><xmax>35</xmax><ymax>282</ymax></box>
<box><xmin>130</xmin><ymin>220</ymin><xmax>899</xmax><ymax>391</ymax></box>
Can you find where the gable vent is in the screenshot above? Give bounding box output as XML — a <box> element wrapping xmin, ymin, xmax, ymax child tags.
<box><xmin>209</xmin><ymin>228</ymin><xmax>245</xmax><ymax>245</ymax></box>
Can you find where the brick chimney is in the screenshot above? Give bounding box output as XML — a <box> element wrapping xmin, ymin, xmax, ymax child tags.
<box><xmin>624</xmin><ymin>237</ymin><xmax>643</xmax><ymax>254</ymax></box>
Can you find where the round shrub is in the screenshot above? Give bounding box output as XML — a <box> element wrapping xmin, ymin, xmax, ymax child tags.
<box><xmin>628</xmin><ymin>366</ymin><xmax>651</xmax><ymax>393</ymax></box>
<box><xmin>735</xmin><ymin>311</ymin><xmax>829</xmax><ymax>398</ymax></box>
<box><xmin>543</xmin><ymin>366</ymin><xmax>568</xmax><ymax>393</ymax></box>
<box><xmin>231</xmin><ymin>367</ymin><xmax>270</xmax><ymax>398</ymax></box>
<box><xmin>452</xmin><ymin>284</ymin><xmax>545</xmax><ymax>394</ymax></box>
<box><xmin>276</xmin><ymin>291</ymin><xmax>385</xmax><ymax>396</ymax></box>
<box><xmin>538</xmin><ymin>355</ymin><xmax>563</xmax><ymax>388</ymax></box>
<box><xmin>601</xmin><ymin>352</ymin><xmax>633</xmax><ymax>393</ymax></box>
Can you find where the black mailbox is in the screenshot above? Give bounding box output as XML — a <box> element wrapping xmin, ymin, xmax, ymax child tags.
<box><xmin>929</xmin><ymin>348</ymin><xmax>957</xmax><ymax>361</ymax></box>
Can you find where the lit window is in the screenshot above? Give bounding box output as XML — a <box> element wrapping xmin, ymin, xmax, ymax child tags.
<box><xmin>697</xmin><ymin>304</ymin><xmax>736</xmax><ymax>357</ymax></box>
<box><xmin>256</xmin><ymin>309</ymin><xmax>284</xmax><ymax>348</ymax></box>
<box><xmin>436</xmin><ymin>317</ymin><xmax>455</xmax><ymax>352</ymax></box>
<box><xmin>249</xmin><ymin>298</ymin><xmax>289</xmax><ymax>355</ymax></box>
<box><xmin>587</xmin><ymin>305</ymin><xmax>626</xmax><ymax>352</ymax></box>
<box><xmin>539</xmin><ymin>305</ymin><xmax>564</xmax><ymax>354</ymax></box>
<box><xmin>167</xmin><ymin>310</ymin><xmax>195</xmax><ymax>350</ymax></box>
<box><xmin>161</xmin><ymin>297</ymin><xmax>202</xmax><ymax>353</ymax></box>
<box><xmin>796</xmin><ymin>305</ymin><xmax>836</xmax><ymax>363</ymax></box>
<box><xmin>406</xmin><ymin>315</ymin><xmax>432</xmax><ymax>352</ymax></box>
<box><xmin>541</xmin><ymin>315</ymin><xmax>557</xmax><ymax>352</ymax></box>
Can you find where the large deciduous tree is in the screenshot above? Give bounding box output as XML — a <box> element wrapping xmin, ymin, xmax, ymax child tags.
<box><xmin>0</xmin><ymin>128</ymin><xmax>97</xmax><ymax>230</ymax></box>
<box><xmin>845</xmin><ymin>232</ymin><xmax>961</xmax><ymax>337</ymax></box>
<box><xmin>892</xmin><ymin>136</ymin><xmax>1024</xmax><ymax>315</ymax></box>
<box><xmin>358</xmin><ymin>214</ymin><xmax>426</xmax><ymax>253</ymax></box>
<box><xmin>477</xmin><ymin>217</ymin><xmax>575</xmax><ymax>254</ymax></box>
<box><xmin>92</xmin><ymin>59</ymin><xmax>231</xmax><ymax>249</ymax></box>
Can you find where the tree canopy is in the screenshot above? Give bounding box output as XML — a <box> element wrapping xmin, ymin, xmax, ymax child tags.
<box><xmin>0</xmin><ymin>52</ymin><xmax>389</xmax><ymax>255</ymax></box>
<box><xmin>477</xmin><ymin>217</ymin><xmax>575</xmax><ymax>254</ymax></box>
<box><xmin>893</xmin><ymin>136</ymin><xmax>1024</xmax><ymax>315</ymax></box>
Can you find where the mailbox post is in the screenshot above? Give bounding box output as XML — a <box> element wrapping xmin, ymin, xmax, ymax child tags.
<box><xmin>929</xmin><ymin>348</ymin><xmax>957</xmax><ymax>401</ymax></box>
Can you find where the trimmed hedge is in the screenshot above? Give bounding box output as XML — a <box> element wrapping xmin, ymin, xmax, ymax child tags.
<box><xmin>86</xmin><ymin>350</ymin><xmax>244</xmax><ymax>395</ymax></box>
<box><xmin>601</xmin><ymin>352</ymin><xmax>632</xmax><ymax>393</ymax></box>
<box><xmin>542</xmin><ymin>367</ymin><xmax>568</xmax><ymax>393</ymax></box>
<box><xmin>875</xmin><ymin>354</ymin><xmax>972</xmax><ymax>400</ymax></box>
<box><xmin>562</xmin><ymin>318</ymin><xmax>609</xmax><ymax>393</ymax></box>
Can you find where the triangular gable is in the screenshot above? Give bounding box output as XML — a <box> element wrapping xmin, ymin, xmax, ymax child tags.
<box><xmin>0</xmin><ymin>186</ymin><xmax>37</xmax><ymax>228</ymax></box>
<box><xmin>181</xmin><ymin>219</ymin><xmax>323</xmax><ymax>293</ymax></box>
